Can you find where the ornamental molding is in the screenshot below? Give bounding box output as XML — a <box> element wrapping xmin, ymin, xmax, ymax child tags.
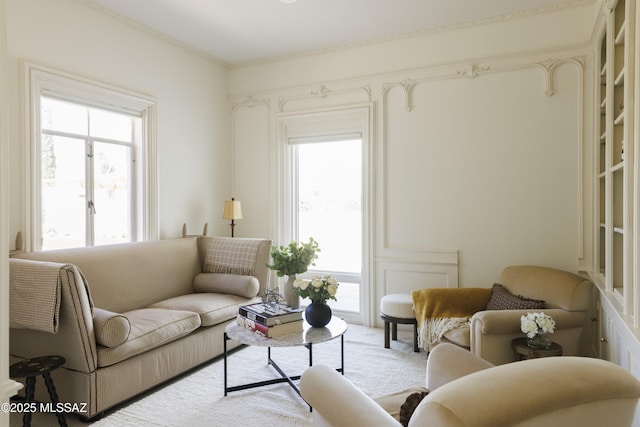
<box><xmin>381</xmin><ymin>79</ymin><xmax>416</xmax><ymax>112</ymax></box>
<box><xmin>535</xmin><ymin>56</ymin><xmax>585</xmax><ymax>97</ymax></box>
<box><xmin>456</xmin><ymin>63</ymin><xmax>490</xmax><ymax>79</ymax></box>
<box><xmin>230</xmin><ymin>0</ymin><xmax>593</xmax><ymax>68</ymax></box>
<box><xmin>277</xmin><ymin>85</ymin><xmax>371</xmax><ymax>112</ymax></box>
<box><xmin>230</xmin><ymin>96</ymin><xmax>271</xmax><ymax>113</ymax></box>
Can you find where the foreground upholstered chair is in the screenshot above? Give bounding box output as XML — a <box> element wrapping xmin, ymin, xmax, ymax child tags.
<box><xmin>300</xmin><ymin>343</ymin><xmax>640</xmax><ymax>427</ymax></box>
<box><xmin>412</xmin><ymin>265</ymin><xmax>593</xmax><ymax>365</ymax></box>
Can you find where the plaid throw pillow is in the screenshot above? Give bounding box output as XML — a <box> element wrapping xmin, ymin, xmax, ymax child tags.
<box><xmin>485</xmin><ymin>283</ymin><xmax>546</xmax><ymax>310</ymax></box>
<box><xmin>204</xmin><ymin>237</ymin><xmax>261</xmax><ymax>276</ymax></box>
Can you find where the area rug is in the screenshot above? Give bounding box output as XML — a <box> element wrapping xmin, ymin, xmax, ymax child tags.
<box><xmin>12</xmin><ymin>325</ymin><xmax>425</xmax><ymax>427</ymax></box>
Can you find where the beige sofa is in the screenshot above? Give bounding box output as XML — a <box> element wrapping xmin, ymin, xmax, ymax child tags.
<box><xmin>9</xmin><ymin>236</ymin><xmax>271</xmax><ymax>419</ymax></box>
<box><xmin>300</xmin><ymin>343</ymin><xmax>640</xmax><ymax>427</ymax></box>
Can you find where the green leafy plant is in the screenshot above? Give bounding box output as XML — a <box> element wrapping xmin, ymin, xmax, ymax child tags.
<box><xmin>267</xmin><ymin>237</ymin><xmax>320</xmax><ymax>277</ymax></box>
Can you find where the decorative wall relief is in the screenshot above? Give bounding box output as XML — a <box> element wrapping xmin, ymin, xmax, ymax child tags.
<box><xmin>381</xmin><ymin>79</ymin><xmax>416</xmax><ymax>112</ymax></box>
<box><xmin>277</xmin><ymin>85</ymin><xmax>371</xmax><ymax>112</ymax></box>
<box><xmin>456</xmin><ymin>63</ymin><xmax>490</xmax><ymax>79</ymax></box>
<box><xmin>231</xmin><ymin>96</ymin><xmax>271</xmax><ymax>113</ymax></box>
<box><xmin>536</xmin><ymin>57</ymin><xmax>585</xmax><ymax>97</ymax></box>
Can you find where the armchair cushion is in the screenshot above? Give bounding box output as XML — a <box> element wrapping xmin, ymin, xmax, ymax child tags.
<box><xmin>485</xmin><ymin>283</ymin><xmax>546</xmax><ymax>310</ymax></box>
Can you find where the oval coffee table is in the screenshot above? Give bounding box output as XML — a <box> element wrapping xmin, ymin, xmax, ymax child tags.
<box><xmin>223</xmin><ymin>315</ymin><xmax>347</xmax><ymax>402</ymax></box>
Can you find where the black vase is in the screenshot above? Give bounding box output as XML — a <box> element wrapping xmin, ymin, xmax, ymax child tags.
<box><xmin>305</xmin><ymin>301</ymin><xmax>332</xmax><ymax>328</ymax></box>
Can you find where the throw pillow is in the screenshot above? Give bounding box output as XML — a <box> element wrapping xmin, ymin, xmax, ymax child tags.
<box><xmin>399</xmin><ymin>391</ymin><xmax>429</xmax><ymax>427</ymax></box>
<box><xmin>193</xmin><ymin>273</ymin><xmax>260</xmax><ymax>298</ymax></box>
<box><xmin>485</xmin><ymin>283</ymin><xmax>546</xmax><ymax>310</ymax></box>
<box><xmin>204</xmin><ymin>237</ymin><xmax>261</xmax><ymax>275</ymax></box>
<box><xmin>93</xmin><ymin>307</ymin><xmax>131</xmax><ymax>348</ymax></box>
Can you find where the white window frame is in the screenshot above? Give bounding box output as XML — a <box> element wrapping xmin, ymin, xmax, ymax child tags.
<box><xmin>275</xmin><ymin>105</ymin><xmax>373</xmax><ymax>324</ymax></box>
<box><xmin>25</xmin><ymin>63</ymin><xmax>158</xmax><ymax>250</ymax></box>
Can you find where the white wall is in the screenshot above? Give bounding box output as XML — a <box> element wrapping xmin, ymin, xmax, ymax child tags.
<box><xmin>5</xmin><ymin>0</ymin><xmax>231</xmax><ymax>243</ymax></box>
<box><xmin>228</xmin><ymin>3</ymin><xmax>598</xmax><ymax>323</ymax></box>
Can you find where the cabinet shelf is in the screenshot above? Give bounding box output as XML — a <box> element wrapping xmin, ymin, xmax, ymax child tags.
<box><xmin>614</xmin><ymin>68</ymin><xmax>625</xmax><ymax>86</ymax></box>
<box><xmin>614</xmin><ymin>22</ymin><xmax>625</xmax><ymax>45</ymax></box>
<box><xmin>611</xmin><ymin>161</ymin><xmax>624</xmax><ymax>172</ymax></box>
<box><xmin>614</xmin><ymin>112</ymin><xmax>624</xmax><ymax>125</ymax></box>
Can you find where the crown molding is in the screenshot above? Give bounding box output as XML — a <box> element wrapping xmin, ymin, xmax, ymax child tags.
<box><xmin>231</xmin><ymin>0</ymin><xmax>595</xmax><ymax>69</ymax></box>
<box><xmin>73</xmin><ymin>0</ymin><xmax>230</xmax><ymax>68</ymax></box>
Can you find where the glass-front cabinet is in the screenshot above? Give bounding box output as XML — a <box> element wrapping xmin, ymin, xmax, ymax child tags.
<box><xmin>594</xmin><ymin>0</ymin><xmax>636</xmax><ymax>318</ymax></box>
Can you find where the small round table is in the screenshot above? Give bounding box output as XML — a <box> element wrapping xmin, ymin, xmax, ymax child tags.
<box><xmin>10</xmin><ymin>355</ymin><xmax>67</xmax><ymax>427</ymax></box>
<box><xmin>224</xmin><ymin>316</ymin><xmax>347</xmax><ymax>403</ymax></box>
<box><xmin>511</xmin><ymin>337</ymin><xmax>563</xmax><ymax>361</ymax></box>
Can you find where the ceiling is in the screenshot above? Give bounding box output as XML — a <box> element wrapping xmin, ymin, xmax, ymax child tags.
<box><xmin>83</xmin><ymin>0</ymin><xmax>586</xmax><ymax>66</ymax></box>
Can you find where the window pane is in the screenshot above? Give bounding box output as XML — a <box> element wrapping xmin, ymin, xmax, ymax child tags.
<box><xmin>298</xmin><ymin>140</ymin><xmax>362</xmax><ymax>273</ymax></box>
<box><xmin>89</xmin><ymin>108</ymin><xmax>133</xmax><ymax>142</ymax></box>
<box><xmin>93</xmin><ymin>142</ymin><xmax>131</xmax><ymax>245</ymax></box>
<box><xmin>41</xmin><ymin>135</ymin><xmax>86</xmax><ymax>250</ymax></box>
<box><xmin>41</xmin><ymin>97</ymin><xmax>88</xmax><ymax>134</ymax></box>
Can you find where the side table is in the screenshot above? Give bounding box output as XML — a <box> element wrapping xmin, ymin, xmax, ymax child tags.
<box><xmin>511</xmin><ymin>337</ymin><xmax>562</xmax><ymax>361</ymax></box>
<box><xmin>10</xmin><ymin>355</ymin><xmax>67</xmax><ymax>427</ymax></box>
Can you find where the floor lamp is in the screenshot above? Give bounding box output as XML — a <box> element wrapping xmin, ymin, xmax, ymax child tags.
<box><xmin>222</xmin><ymin>198</ymin><xmax>243</xmax><ymax>237</ymax></box>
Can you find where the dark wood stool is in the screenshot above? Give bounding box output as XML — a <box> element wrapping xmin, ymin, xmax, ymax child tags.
<box><xmin>10</xmin><ymin>355</ymin><xmax>67</xmax><ymax>427</ymax></box>
<box><xmin>381</xmin><ymin>313</ymin><xmax>419</xmax><ymax>352</ymax></box>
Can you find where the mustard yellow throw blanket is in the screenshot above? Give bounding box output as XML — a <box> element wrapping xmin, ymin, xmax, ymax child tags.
<box><xmin>411</xmin><ymin>288</ymin><xmax>491</xmax><ymax>351</ymax></box>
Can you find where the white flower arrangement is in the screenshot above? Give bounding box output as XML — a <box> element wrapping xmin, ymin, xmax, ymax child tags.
<box><xmin>293</xmin><ymin>275</ymin><xmax>339</xmax><ymax>304</ymax></box>
<box><xmin>520</xmin><ymin>312</ymin><xmax>555</xmax><ymax>338</ymax></box>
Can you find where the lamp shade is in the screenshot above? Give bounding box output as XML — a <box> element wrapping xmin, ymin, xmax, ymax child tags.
<box><xmin>222</xmin><ymin>199</ymin><xmax>243</xmax><ymax>220</ymax></box>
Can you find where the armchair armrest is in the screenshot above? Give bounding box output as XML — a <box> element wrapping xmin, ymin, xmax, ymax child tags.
<box><xmin>470</xmin><ymin>309</ymin><xmax>588</xmax><ymax>365</ymax></box>
<box><xmin>300</xmin><ymin>365</ymin><xmax>399</xmax><ymax>427</ymax></box>
<box><xmin>426</xmin><ymin>343</ymin><xmax>493</xmax><ymax>391</ymax></box>
<box><xmin>411</xmin><ymin>356</ymin><xmax>640</xmax><ymax>427</ymax></box>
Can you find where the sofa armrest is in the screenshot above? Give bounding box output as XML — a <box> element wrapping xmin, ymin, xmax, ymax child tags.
<box><xmin>300</xmin><ymin>365</ymin><xmax>399</xmax><ymax>427</ymax></box>
<box><xmin>471</xmin><ymin>308</ymin><xmax>585</xmax><ymax>334</ymax></box>
<box><xmin>426</xmin><ymin>343</ymin><xmax>493</xmax><ymax>391</ymax></box>
<box><xmin>411</xmin><ymin>356</ymin><xmax>640</xmax><ymax>427</ymax></box>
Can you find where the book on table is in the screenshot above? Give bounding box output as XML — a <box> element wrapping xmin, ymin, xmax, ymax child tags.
<box><xmin>238</xmin><ymin>302</ymin><xmax>303</xmax><ymax>326</ymax></box>
<box><xmin>236</xmin><ymin>314</ymin><xmax>303</xmax><ymax>338</ymax></box>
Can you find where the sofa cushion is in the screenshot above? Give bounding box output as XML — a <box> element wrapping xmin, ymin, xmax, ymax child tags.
<box><xmin>93</xmin><ymin>307</ymin><xmax>131</xmax><ymax>348</ymax></box>
<box><xmin>193</xmin><ymin>273</ymin><xmax>259</xmax><ymax>298</ymax></box>
<box><xmin>443</xmin><ymin>324</ymin><xmax>470</xmax><ymax>348</ymax></box>
<box><xmin>96</xmin><ymin>308</ymin><xmax>201</xmax><ymax>367</ymax></box>
<box><xmin>485</xmin><ymin>283</ymin><xmax>546</xmax><ymax>310</ymax></box>
<box><xmin>204</xmin><ymin>237</ymin><xmax>262</xmax><ymax>275</ymax></box>
<box><xmin>150</xmin><ymin>293</ymin><xmax>259</xmax><ymax>327</ymax></box>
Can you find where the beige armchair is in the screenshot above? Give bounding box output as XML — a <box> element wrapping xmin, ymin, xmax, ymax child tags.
<box><xmin>300</xmin><ymin>343</ymin><xmax>640</xmax><ymax>427</ymax></box>
<box><xmin>412</xmin><ymin>265</ymin><xmax>593</xmax><ymax>365</ymax></box>
<box><xmin>469</xmin><ymin>265</ymin><xmax>593</xmax><ymax>365</ymax></box>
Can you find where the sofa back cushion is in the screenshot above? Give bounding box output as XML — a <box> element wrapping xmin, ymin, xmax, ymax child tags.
<box><xmin>15</xmin><ymin>238</ymin><xmax>201</xmax><ymax>313</ymax></box>
<box><xmin>498</xmin><ymin>265</ymin><xmax>592</xmax><ymax>312</ymax></box>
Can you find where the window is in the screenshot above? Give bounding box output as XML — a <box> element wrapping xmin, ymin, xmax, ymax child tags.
<box><xmin>40</xmin><ymin>97</ymin><xmax>139</xmax><ymax>249</ymax></box>
<box><xmin>277</xmin><ymin>106</ymin><xmax>371</xmax><ymax>320</ymax></box>
<box><xmin>295</xmin><ymin>138</ymin><xmax>362</xmax><ymax>313</ymax></box>
<box><xmin>28</xmin><ymin>65</ymin><xmax>157</xmax><ymax>251</ymax></box>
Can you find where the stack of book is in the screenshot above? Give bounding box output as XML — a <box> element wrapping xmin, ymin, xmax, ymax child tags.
<box><xmin>237</xmin><ymin>302</ymin><xmax>304</xmax><ymax>338</ymax></box>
